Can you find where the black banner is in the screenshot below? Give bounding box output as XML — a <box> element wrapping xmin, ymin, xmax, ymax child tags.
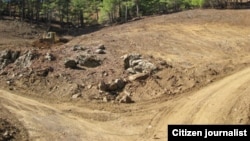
<box><xmin>168</xmin><ymin>125</ymin><xmax>250</xmax><ymax>141</ymax></box>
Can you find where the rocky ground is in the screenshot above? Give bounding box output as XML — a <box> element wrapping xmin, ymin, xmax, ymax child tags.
<box><xmin>0</xmin><ymin>9</ymin><xmax>250</xmax><ymax>140</ymax></box>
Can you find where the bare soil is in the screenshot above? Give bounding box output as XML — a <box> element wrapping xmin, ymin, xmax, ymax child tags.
<box><xmin>0</xmin><ymin>9</ymin><xmax>250</xmax><ymax>141</ymax></box>
<box><xmin>0</xmin><ymin>104</ymin><xmax>28</xmax><ymax>141</ymax></box>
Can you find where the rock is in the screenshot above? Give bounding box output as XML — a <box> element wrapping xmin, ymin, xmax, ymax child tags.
<box><xmin>98</xmin><ymin>80</ymin><xmax>108</xmax><ymax>91</ymax></box>
<box><xmin>98</xmin><ymin>79</ymin><xmax>126</xmax><ymax>92</ymax></box>
<box><xmin>36</xmin><ymin>67</ymin><xmax>54</xmax><ymax>77</ymax></box>
<box><xmin>128</xmin><ymin>73</ymin><xmax>149</xmax><ymax>81</ymax></box>
<box><xmin>103</xmin><ymin>96</ymin><xmax>108</xmax><ymax>102</ymax></box>
<box><xmin>18</xmin><ymin>74</ymin><xmax>23</xmax><ymax>78</ymax></box>
<box><xmin>6</xmin><ymin>80</ymin><xmax>11</xmax><ymax>85</ymax></box>
<box><xmin>64</xmin><ymin>59</ymin><xmax>77</xmax><ymax>69</ymax></box>
<box><xmin>108</xmin><ymin>82</ymin><xmax>118</xmax><ymax>91</ymax></box>
<box><xmin>14</xmin><ymin>50</ymin><xmax>37</xmax><ymax>68</ymax></box>
<box><xmin>122</xmin><ymin>53</ymin><xmax>157</xmax><ymax>74</ymax></box>
<box><xmin>76</xmin><ymin>54</ymin><xmax>101</xmax><ymax>68</ymax></box>
<box><xmin>115</xmin><ymin>78</ymin><xmax>125</xmax><ymax>89</ymax></box>
<box><xmin>102</xmin><ymin>71</ymin><xmax>108</xmax><ymax>76</ymax></box>
<box><xmin>87</xmin><ymin>85</ymin><xmax>92</xmax><ymax>89</ymax></box>
<box><xmin>0</xmin><ymin>50</ymin><xmax>11</xmax><ymax>59</ymax></box>
<box><xmin>132</xmin><ymin>60</ymin><xmax>157</xmax><ymax>73</ymax></box>
<box><xmin>95</xmin><ymin>49</ymin><xmax>105</xmax><ymax>54</ymax></box>
<box><xmin>72</xmin><ymin>93</ymin><xmax>81</xmax><ymax>99</ymax></box>
<box><xmin>0</xmin><ymin>50</ymin><xmax>20</xmax><ymax>70</ymax></box>
<box><xmin>119</xmin><ymin>95</ymin><xmax>133</xmax><ymax>103</ymax></box>
<box><xmin>108</xmin><ymin>79</ymin><xmax>125</xmax><ymax>91</ymax></box>
<box><xmin>96</xmin><ymin>44</ymin><xmax>105</xmax><ymax>50</ymax></box>
<box><xmin>44</xmin><ymin>52</ymin><xmax>54</xmax><ymax>61</ymax></box>
<box><xmin>11</xmin><ymin>51</ymin><xmax>20</xmax><ymax>61</ymax></box>
<box><xmin>72</xmin><ymin>45</ymin><xmax>86</xmax><ymax>51</ymax></box>
<box><xmin>159</xmin><ymin>60</ymin><xmax>169</xmax><ymax>66</ymax></box>
<box><xmin>0</xmin><ymin>59</ymin><xmax>11</xmax><ymax>70</ymax></box>
<box><xmin>122</xmin><ymin>53</ymin><xmax>142</xmax><ymax>69</ymax></box>
<box><xmin>3</xmin><ymin>131</ymin><xmax>9</xmax><ymax>137</ymax></box>
<box><xmin>126</xmin><ymin>68</ymin><xmax>136</xmax><ymax>74</ymax></box>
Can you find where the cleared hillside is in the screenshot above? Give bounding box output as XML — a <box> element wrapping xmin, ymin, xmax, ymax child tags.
<box><xmin>1</xmin><ymin>9</ymin><xmax>250</xmax><ymax>101</ymax></box>
<box><xmin>1</xmin><ymin>9</ymin><xmax>250</xmax><ymax>141</ymax></box>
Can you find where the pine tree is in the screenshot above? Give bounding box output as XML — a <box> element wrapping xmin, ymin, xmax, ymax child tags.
<box><xmin>100</xmin><ymin>0</ymin><xmax>120</xmax><ymax>23</ymax></box>
<box><xmin>71</xmin><ymin>0</ymin><xmax>87</xmax><ymax>27</ymax></box>
<box><xmin>0</xmin><ymin>0</ymin><xmax>6</xmax><ymax>18</ymax></box>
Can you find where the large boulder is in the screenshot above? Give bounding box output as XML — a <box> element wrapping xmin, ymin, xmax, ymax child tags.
<box><xmin>122</xmin><ymin>53</ymin><xmax>141</xmax><ymax>70</ymax></box>
<box><xmin>14</xmin><ymin>50</ymin><xmax>37</xmax><ymax>68</ymax></box>
<box><xmin>134</xmin><ymin>59</ymin><xmax>157</xmax><ymax>73</ymax></box>
<box><xmin>121</xmin><ymin>53</ymin><xmax>157</xmax><ymax>74</ymax></box>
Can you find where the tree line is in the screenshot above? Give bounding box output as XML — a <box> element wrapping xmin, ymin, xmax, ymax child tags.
<box><xmin>0</xmin><ymin>0</ymin><xmax>249</xmax><ymax>27</ymax></box>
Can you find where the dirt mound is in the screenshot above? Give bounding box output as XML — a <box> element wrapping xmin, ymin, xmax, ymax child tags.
<box><xmin>31</xmin><ymin>38</ymin><xmax>70</xmax><ymax>49</ymax></box>
<box><xmin>32</xmin><ymin>39</ymin><xmax>53</xmax><ymax>49</ymax></box>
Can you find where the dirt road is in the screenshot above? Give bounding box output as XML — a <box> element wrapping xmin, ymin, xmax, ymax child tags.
<box><xmin>143</xmin><ymin>67</ymin><xmax>250</xmax><ymax>140</ymax></box>
<box><xmin>1</xmin><ymin>67</ymin><xmax>250</xmax><ymax>141</ymax></box>
<box><xmin>0</xmin><ymin>90</ymin><xmax>140</xmax><ymax>141</ymax></box>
